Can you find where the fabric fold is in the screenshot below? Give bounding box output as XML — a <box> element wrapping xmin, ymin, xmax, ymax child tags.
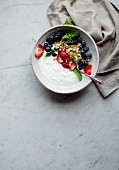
<box><xmin>47</xmin><ymin>0</ymin><xmax>119</xmax><ymax>97</ymax></box>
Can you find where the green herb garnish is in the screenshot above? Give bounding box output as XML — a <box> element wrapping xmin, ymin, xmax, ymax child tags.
<box><xmin>73</xmin><ymin>68</ymin><xmax>82</xmax><ymax>81</ymax></box>
<box><xmin>64</xmin><ymin>17</ymin><xmax>74</xmax><ymax>25</ymax></box>
<box><xmin>45</xmin><ymin>51</ymin><xmax>53</xmax><ymax>57</ymax></box>
<box><xmin>70</xmin><ymin>0</ymin><xmax>76</xmax><ymax>6</ymax></box>
<box><xmin>71</xmin><ymin>56</ymin><xmax>77</xmax><ymax>62</ymax></box>
<box><xmin>62</xmin><ymin>31</ymin><xmax>78</xmax><ymax>44</ymax></box>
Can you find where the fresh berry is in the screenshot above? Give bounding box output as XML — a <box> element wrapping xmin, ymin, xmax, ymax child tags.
<box><xmin>83</xmin><ymin>53</ymin><xmax>89</xmax><ymax>59</ymax></box>
<box><xmin>84</xmin><ymin>46</ymin><xmax>89</xmax><ymax>52</ymax></box>
<box><xmin>48</xmin><ymin>44</ymin><xmax>53</xmax><ymax>48</ymax></box>
<box><xmin>88</xmin><ymin>53</ymin><xmax>92</xmax><ymax>58</ymax></box>
<box><xmin>53</xmin><ymin>33</ymin><xmax>62</xmax><ymax>41</ymax></box>
<box><xmin>53</xmin><ymin>31</ymin><xmax>64</xmax><ymax>41</ymax></box>
<box><xmin>69</xmin><ymin>60</ymin><xmax>77</xmax><ymax>71</ymax></box>
<box><xmin>82</xmin><ymin>54</ymin><xmax>88</xmax><ymax>60</ymax></box>
<box><xmin>57</xmin><ymin>54</ymin><xmax>63</xmax><ymax>63</ymax></box>
<box><xmin>44</xmin><ymin>42</ymin><xmax>48</xmax><ymax>48</ymax></box>
<box><xmin>81</xmin><ymin>49</ymin><xmax>85</xmax><ymax>56</ymax></box>
<box><xmin>60</xmin><ymin>48</ymin><xmax>65</xmax><ymax>52</ymax></box>
<box><xmin>83</xmin><ymin>53</ymin><xmax>92</xmax><ymax>59</ymax></box>
<box><xmin>60</xmin><ymin>51</ymin><xmax>67</xmax><ymax>59</ymax></box>
<box><xmin>45</xmin><ymin>46</ymin><xmax>51</xmax><ymax>52</ymax></box>
<box><xmin>78</xmin><ymin>60</ymin><xmax>83</xmax><ymax>70</ymax></box>
<box><xmin>78</xmin><ymin>60</ymin><xmax>83</xmax><ymax>65</ymax></box>
<box><xmin>83</xmin><ymin>61</ymin><xmax>88</xmax><ymax>66</ymax></box>
<box><xmin>78</xmin><ymin>66</ymin><xmax>83</xmax><ymax>70</ymax></box>
<box><xmin>61</xmin><ymin>62</ymin><xmax>69</xmax><ymax>69</ymax></box>
<box><xmin>46</xmin><ymin>36</ymin><xmax>54</xmax><ymax>44</ymax></box>
<box><xmin>52</xmin><ymin>51</ymin><xmax>57</xmax><ymax>57</ymax></box>
<box><xmin>55</xmin><ymin>48</ymin><xmax>60</xmax><ymax>53</ymax></box>
<box><xmin>84</xmin><ymin>64</ymin><xmax>92</xmax><ymax>75</ymax></box>
<box><xmin>73</xmin><ymin>34</ymin><xmax>80</xmax><ymax>41</ymax></box>
<box><xmin>78</xmin><ymin>37</ymin><xmax>82</xmax><ymax>43</ymax></box>
<box><xmin>65</xmin><ymin>54</ymin><xmax>70</xmax><ymax>62</ymax></box>
<box><xmin>81</xmin><ymin>40</ymin><xmax>86</xmax><ymax>47</ymax></box>
<box><xmin>35</xmin><ymin>44</ymin><xmax>44</xmax><ymax>59</ymax></box>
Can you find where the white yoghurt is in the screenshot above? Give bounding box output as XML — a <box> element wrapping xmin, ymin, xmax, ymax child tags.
<box><xmin>39</xmin><ymin>53</ymin><xmax>79</xmax><ymax>86</ymax></box>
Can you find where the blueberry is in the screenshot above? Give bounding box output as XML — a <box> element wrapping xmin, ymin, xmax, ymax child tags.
<box><xmin>48</xmin><ymin>44</ymin><xmax>53</xmax><ymax>48</ymax></box>
<box><xmin>78</xmin><ymin>60</ymin><xmax>83</xmax><ymax>65</ymax></box>
<box><xmin>46</xmin><ymin>36</ymin><xmax>54</xmax><ymax>44</ymax></box>
<box><xmin>55</xmin><ymin>48</ymin><xmax>60</xmax><ymax>53</ymax></box>
<box><xmin>88</xmin><ymin>53</ymin><xmax>92</xmax><ymax>58</ymax></box>
<box><xmin>78</xmin><ymin>37</ymin><xmax>82</xmax><ymax>43</ymax></box>
<box><xmin>53</xmin><ymin>34</ymin><xmax>61</xmax><ymax>41</ymax></box>
<box><xmin>44</xmin><ymin>42</ymin><xmax>48</xmax><ymax>48</ymax></box>
<box><xmin>84</xmin><ymin>53</ymin><xmax>89</xmax><ymax>58</ymax></box>
<box><xmin>81</xmin><ymin>49</ymin><xmax>85</xmax><ymax>56</ymax></box>
<box><xmin>53</xmin><ymin>31</ymin><xmax>64</xmax><ymax>41</ymax></box>
<box><xmin>81</xmin><ymin>40</ymin><xmax>86</xmax><ymax>47</ymax></box>
<box><xmin>52</xmin><ymin>51</ymin><xmax>57</xmax><ymax>57</ymax></box>
<box><xmin>83</xmin><ymin>61</ymin><xmax>88</xmax><ymax>66</ymax></box>
<box><xmin>84</xmin><ymin>46</ymin><xmax>89</xmax><ymax>52</ymax></box>
<box><xmin>73</xmin><ymin>34</ymin><xmax>80</xmax><ymax>41</ymax></box>
<box><xmin>58</xmin><ymin>31</ymin><xmax>65</xmax><ymax>37</ymax></box>
<box><xmin>45</xmin><ymin>46</ymin><xmax>51</xmax><ymax>52</ymax></box>
<box><xmin>78</xmin><ymin>60</ymin><xmax>83</xmax><ymax>70</ymax></box>
<box><xmin>78</xmin><ymin>65</ymin><xmax>83</xmax><ymax>70</ymax></box>
<box><xmin>82</xmin><ymin>54</ymin><xmax>88</xmax><ymax>60</ymax></box>
<box><xmin>82</xmin><ymin>53</ymin><xmax>91</xmax><ymax>59</ymax></box>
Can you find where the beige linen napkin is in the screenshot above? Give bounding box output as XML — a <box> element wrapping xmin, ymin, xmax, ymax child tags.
<box><xmin>47</xmin><ymin>0</ymin><xmax>119</xmax><ymax>97</ymax></box>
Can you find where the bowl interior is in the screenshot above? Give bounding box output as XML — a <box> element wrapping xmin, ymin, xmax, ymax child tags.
<box><xmin>32</xmin><ymin>25</ymin><xmax>99</xmax><ymax>94</ymax></box>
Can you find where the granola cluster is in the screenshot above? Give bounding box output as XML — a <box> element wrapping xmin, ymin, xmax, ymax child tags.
<box><xmin>53</xmin><ymin>41</ymin><xmax>91</xmax><ymax>62</ymax></box>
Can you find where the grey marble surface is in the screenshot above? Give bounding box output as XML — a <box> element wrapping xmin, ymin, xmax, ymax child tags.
<box><xmin>0</xmin><ymin>0</ymin><xmax>119</xmax><ymax>170</ymax></box>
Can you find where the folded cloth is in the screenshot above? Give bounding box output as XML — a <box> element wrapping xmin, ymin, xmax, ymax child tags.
<box><xmin>47</xmin><ymin>0</ymin><xmax>119</xmax><ymax>97</ymax></box>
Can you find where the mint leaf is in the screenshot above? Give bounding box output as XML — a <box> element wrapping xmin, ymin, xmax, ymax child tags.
<box><xmin>73</xmin><ymin>68</ymin><xmax>82</xmax><ymax>81</ymax></box>
<box><xmin>71</xmin><ymin>56</ymin><xmax>77</xmax><ymax>62</ymax></box>
<box><xmin>62</xmin><ymin>31</ymin><xmax>78</xmax><ymax>44</ymax></box>
<box><xmin>65</xmin><ymin>17</ymin><xmax>74</xmax><ymax>25</ymax></box>
<box><xmin>45</xmin><ymin>51</ymin><xmax>52</xmax><ymax>57</ymax></box>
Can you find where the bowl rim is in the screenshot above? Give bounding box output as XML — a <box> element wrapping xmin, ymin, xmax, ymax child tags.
<box><xmin>32</xmin><ymin>24</ymin><xmax>99</xmax><ymax>94</ymax></box>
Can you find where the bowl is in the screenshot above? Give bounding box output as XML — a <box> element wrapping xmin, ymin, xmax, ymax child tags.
<box><xmin>32</xmin><ymin>25</ymin><xmax>99</xmax><ymax>94</ymax></box>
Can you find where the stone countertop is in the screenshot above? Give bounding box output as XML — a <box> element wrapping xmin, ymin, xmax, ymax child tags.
<box><xmin>0</xmin><ymin>0</ymin><xmax>119</xmax><ymax>170</ymax></box>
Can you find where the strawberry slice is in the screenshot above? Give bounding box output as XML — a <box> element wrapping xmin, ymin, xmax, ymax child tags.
<box><xmin>60</xmin><ymin>51</ymin><xmax>67</xmax><ymax>61</ymax></box>
<box><xmin>69</xmin><ymin>60</ymin><xmax>77</xmax><ymax>71</ymax></box>
<box><xmin>65</xmin><ymin>54</ymin><xmax>70</xmax><ymax>63</ymax></box>
<box><xmin>57</xmin><ymin>48</ymin><xmax>67</xmax><ymax>63</ymax></box>
<box><xmin>61</xmin><ymin>62</ymin><xmax>70</xmax><ymax>69</ymax></box>
<box><xmin>60</xmin><ymin>48</ymin><xmax>65</xmax><ymax>53</ymax></box>
<box><xmin>35</xmin><ymin>44</ymin><xmax>44</xmax><ymax>59</ymax></box>
<box><xmin>56</xmin><ymin>48</ymin><xmax>77</xmax><ymax>71</ymax></box>
<box><xmin>57</xmin><ymin>53</ymin><xmax>63</xmax><ymax>63</ymax></box>
<box><xmin>84</xmin><ymin>64</ymin><xmax>92</xmax><ymax>75</ymax></box>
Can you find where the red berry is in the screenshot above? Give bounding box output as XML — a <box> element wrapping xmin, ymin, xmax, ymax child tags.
<box><xmin>57</xmin><ymin>54</ymin><xmax>63</xmax><ymax>63</ymax></box>
<box><xmin>60</xmin><ymin>51</ymin><xmax>67</xmax><ymax>61</ymax></box>
<box><xmin>61</xmin><ymin>62</ymin><xmax>70</xmax><ymax>69</ymax></box>
<box><xmin>35</xmin><ymin>44</ymin><xmax>44</xmax><ymax>59</ymax></box>
<box><xmin>69</xmin><ymin>60</ymin><xmax>77</xmax><ymax>71</ymax></box>
<box><xmin>84</xmin><ymin>64</ymin><xmax>92</xmax><ymax>75</ymax></box>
